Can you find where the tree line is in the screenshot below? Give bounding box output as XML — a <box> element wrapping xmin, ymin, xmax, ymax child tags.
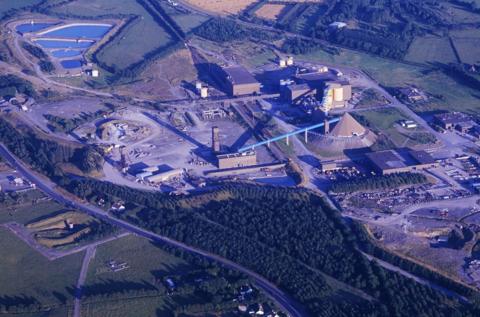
<box><xmin>194</xmin><ymin>18</ymin><xmax>279</xmax><ymax>43</ymax></box>
<box><xmin>0</xmin><ymin>75</ymin><xmax>36</xmax><ymax>99</ymax></box>
<box><xmin>330</xmin><ymin>172</ymin><xmax>428</xmax><ymax>193</ymax></box>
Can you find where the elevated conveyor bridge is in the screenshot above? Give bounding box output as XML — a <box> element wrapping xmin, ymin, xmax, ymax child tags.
<box><xmin>238</xmin><ymin>117</ymin><xmax>340</xmax><ymax>152</ymax></box>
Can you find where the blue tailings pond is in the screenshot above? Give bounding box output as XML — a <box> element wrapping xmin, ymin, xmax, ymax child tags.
<box><xmin>51</xmin><ymin>49</ymin><xmax>83</xmax><ymax>58</ymax></box>
<box><xmin>40</xmin><ymin>24</ymin><xmax>112</xmax><ymax>39</ymax></box>
<box><xmin>22</xmin><ymin>22</ymin><xmax>113</xmax><ymax>70</ymax></box>
<box><xmin>60</xmin><ymin>60</ymin><xmax>83</xmax><ymax>69</ymax></box>
<box><xmin>34</xmin><ymin>39</ymin><xmax>93</xmax><ymax>49</ymax></box>
<box><xmin>16</xmin><ymin>22</ymin><xmax>57</xmax><ymax>34</ymax></box>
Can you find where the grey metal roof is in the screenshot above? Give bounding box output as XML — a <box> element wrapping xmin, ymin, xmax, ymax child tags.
<box><xmin>223</xmin><ymin>66</ymin><xmax>258</xmax><ymax>85</ymax></box>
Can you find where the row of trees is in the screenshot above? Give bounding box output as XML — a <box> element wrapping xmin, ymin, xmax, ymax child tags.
<box><xmin>331</xmin><ymin>172</ymin><xmax>428</xmax><ymax>193</ymax></box>
<box><xmin>22</xmin><ymin>42</ymin><xmax>55</xmax><ymax>74</ymax></box>
<box><xmin>21</xmin><ymin>42</ymin><xmax>48</xmax><ymax>59</ymax></box>
<box><xmin>0</xmin><ymin>75</ymin><xmax>36</xmax><ymax>99</ymax></box>
<box><xmin>194</xmin><ymin>18</ymin><xmax>279</xmax><ymax>43</ymax></box>
<box><xmin>43</xmin><ymin>106</ymin><xmax>114</xmax><ymax>133</ymax></box>
<box><xmin>282</xmin><ymin>38</ymin><xmax>322</xmax><ymax>55</ymax></box>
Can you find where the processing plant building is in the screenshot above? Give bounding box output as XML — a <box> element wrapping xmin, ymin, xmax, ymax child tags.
<box><xmin>217</xmin><ymin>151</ymin><xmax>257</xmax><ymax>169</ymax></box>
<box><xmin>366</xmin><ymin>149</ymin><xmax>438</xmax><ymax>175</ymax></box>
<box><xmin>222</xmin><ymin>66</ymin><xmax>261</xmax><ymax>96</ymax></box>
<box><xmin>283</xmin><ymin>68</ymin><xmax>352</xmax><ymax>111</ymax></box>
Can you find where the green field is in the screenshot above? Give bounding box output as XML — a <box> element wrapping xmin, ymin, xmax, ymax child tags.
<box><xmin>405</xmin><ymin>36</ymin><xmax>458</xmax><ymax>64</ymax></box>
<box><xmin>82</xmin><ymin>235</ymin><xmax>192</xmax><ymax>316</ymax></box>
<box><xmin>48</xmin><ymin>0</ymin><xmax>175</xmax><ymax>70</ymax></box>
<box><xmin>297</xmin><ymin>48</ymin><xmax>480</xmax><ymax>114</ymax></box>
<box><xmin>82</xmin><ymin>235</ymin><xmax>251</xmax><ymax>317</ymax></box>
<box><xmin>157</xmin><ymin>1</ymin><xmax>208</xmax><ymax>34</ymax></box>
<box><xmin>0</xmin><ymin>0</ymin><xmax>41</xmax><ymax>15</ymax></box>
<box><xmin>0</xmin><ymin>228</ymin><xmax>83</xmax><ymax>309</ymax></box>
<box><xmin>0</xmin><ymin>191</ymin><xmax>65</xmax><ymax>224</ymax></box>
<box><xmin>85</xmin><ymin>235</ymin><xmax>193</xmax><ymax>287</ymax></box>
<box><xmin>82</xmin><ymin>296</ymin><xmax>169</xmax><ymax>317</ymax></box>
<box><xmin>443</xmin><ymin>2</ymin><xmax>480</xmax><ymax>24</ymax></box>
<box><xmin>353</xmin><ymin>108</ymin><xmax>435</xmax><ymax>148</ymax></box>
<box><xmin>451</xmin><ymin>35</ymin><xmax>480</xmax><ymax>65</ymax></box>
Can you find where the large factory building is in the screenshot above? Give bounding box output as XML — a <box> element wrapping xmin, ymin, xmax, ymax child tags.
<box><xmin>366</xmin><ymin>149</ymin><xmax>438</xmax><ymax>175</ymax></box>
<box><xmin>222</xmin><ymin>66</ymin><xmax>261</xmax><ymax>96</ymax></box>
<box><xmin>284</xmin><ymin>69</ymin><xmax>352</xmax><ymax>110</ymax></box>
<box><xmin>217</xmin><ymin>151</ymin><xmax>257</xmax><ymax>169</ymax></box>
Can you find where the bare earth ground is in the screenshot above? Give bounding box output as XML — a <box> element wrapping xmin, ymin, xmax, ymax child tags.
<box><xmin>118</xmin><ymin>48</ymin><xmax>197</xmax><ymax>100</ymax></box>
<box><xmin>184</xmin><ymin>0</ymin><xmax>257</xmax><ymax>15</ymax></box>
<box><xmin>255</xmin><ymin>4</ymin><xmax>286</xmax><ymax>20</ymax></box>
<box><xmin>368</xmin><ymin>224</ymin><xmax>471</xmax><ymax>280</ymax></box>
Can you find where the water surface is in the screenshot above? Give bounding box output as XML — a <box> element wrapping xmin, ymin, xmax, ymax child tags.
<box><xmin>51</xmin><ymin>49</ymin><xmax>83</xmax><ymax>58</ymax></box>
<box><xmin>41</xmin><ymin>25</ymin><xmax>112</xmax><ymax>39</ymax></box>
<box><xmin>35</xmin><ymin>39</ymin><xmax>93</xmax><ymax>49</ymax></box>
<box><xmin>61</xmin><ymin>60</ymin><xmax>83</xmax><ymax>69</ymax></box>
<box><xmin>16</xmin><ymin>23</ymin><xmax>56</xmax><ymax>34</ymax></box>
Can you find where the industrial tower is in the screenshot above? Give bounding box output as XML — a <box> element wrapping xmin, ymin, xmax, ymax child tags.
<box><xmin>212</xmin><ymin>126</ymin><xmax>220</xmax><ymax>153</ymax></box>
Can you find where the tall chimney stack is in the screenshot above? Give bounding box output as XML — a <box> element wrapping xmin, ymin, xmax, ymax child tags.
<box><xmin>212</xmin><ymin>126</ymin><xmax>220</xmax><ymax>153</ymax></box>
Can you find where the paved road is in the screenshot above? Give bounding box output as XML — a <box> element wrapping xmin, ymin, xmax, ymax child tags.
<box><xmin>73</xmin><ymin>246</ymin><xmax>96</xmax><ymax>317</ymax></box>
<box><xmin>0</xmin><ymin>144</ymin><xmax>306</xmax><ymax>317</ymax></box>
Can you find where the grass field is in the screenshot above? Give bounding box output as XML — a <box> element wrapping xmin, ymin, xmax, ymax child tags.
<box><xmin>82</xmin><ymin>296</ymin><xmax>170</xmax><ymax>317</ymax></box>
<box><xmin>405</xmin><ymin>36</ymin><xmax>458</xmax><ymax>64</ymax></box>
<box><xmin>0</xmin><ymin>0</ymin><xmax>41</xmax><ymax>15</ymax></box>
<box><xmin>0</xmin><ymin>228</ymin><xmax>83</xmax><ymax>308</ymax></box>
<box><xmin>0</xmin><ymin>191</ymin><xmax>66</xmax><ymax>225</ymax></box>
<box><xmin>353</xmin><ymin>108</ymin><xmax>435</xmax><ymax>148</ymax></box>
<box><xmin>82</xmin><ymin>235</ymin><xmax>192</xmax><ymax>316</ymax></box>
<box><xmin>49</xmin><ymin>0</ymin><xmax>174</xmax><ymax>70</ymax></box>
<box><xmin>157</xmin><ymin>1</ymin><xmax>208</xmax><ymax>34</ymax></box>
<box><xmin>82</xmin><ymin>236</ymin><xmax>249</xmax><ymax>317</ymax></box>
<box><xmin>255</xmin><ymin>4</ymin><xmax>286</xmax><ymax>20</ymax></box>
<box><xmin>452</xmin><ymin>38</ymin><xmax>480</xmax><ymax>65</ymax></box>
<box><xmin>184</xmin><ymin>0</ymin><xmax>257</xmax><ymax>15</ymax></box>
<box><xmin>297</xmin><ymin>48</ymin><xmax>480</xmax><ymax>114</ymax></box>
<box><xmin>85</xmin><ymin>235</ymin><xmax>193</xmax><ymax>286</ymax></box>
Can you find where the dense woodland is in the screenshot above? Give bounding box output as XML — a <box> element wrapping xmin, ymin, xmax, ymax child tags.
<box><xmin>330</xmin><ymin>172</ymin><xmax>428</xmax><ymax>193</ymax></box>
<box><xmin>0</xmin><ymin>117</ymin><xmax>103</xmax><ymax>178</ymax></box>
<box><xmin>0</xmin><ymin>75</ymin><xmax>36</xmax><ymax>99</ymax></box>
<box><xmin>65</xmin><ymin>178</ymin><xmax>480</xmax><ymax>317</ymax></box>
<box><xmin>194</xmin><ymin>18</ymin><xmax>279</xmax><ymax>43</ymax></box>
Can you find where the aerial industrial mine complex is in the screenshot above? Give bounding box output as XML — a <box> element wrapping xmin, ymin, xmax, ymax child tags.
<box><xmin>8</xmin><ymin>5</ymin><xmax>480</xmax><ymax>311</ymax></box>
<box><xmin>99</xmin><ymin>55</ymin><xmax>408</xmax><ymax>191</ymax></box>
<box><xmin>20</xmin><ymin>52</ymin><xmax>429</xmax><ymax>192</ymax></box>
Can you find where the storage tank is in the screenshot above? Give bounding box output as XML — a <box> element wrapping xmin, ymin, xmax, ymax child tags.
<box><xmin>200</xmin><ymin>87</ymin><xmax>208</xmax><ymax>98</ymax></box>
<box><xmin>333</xmin><ymin>87</ymin><xmax>344</xmax><ymax>102</ymax></box>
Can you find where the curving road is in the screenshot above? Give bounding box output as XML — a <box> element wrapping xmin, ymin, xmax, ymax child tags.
<box><xmin>0</xmin><ymin>144</ymin><xmax>306</xmax><ymax>317</ymax></box>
